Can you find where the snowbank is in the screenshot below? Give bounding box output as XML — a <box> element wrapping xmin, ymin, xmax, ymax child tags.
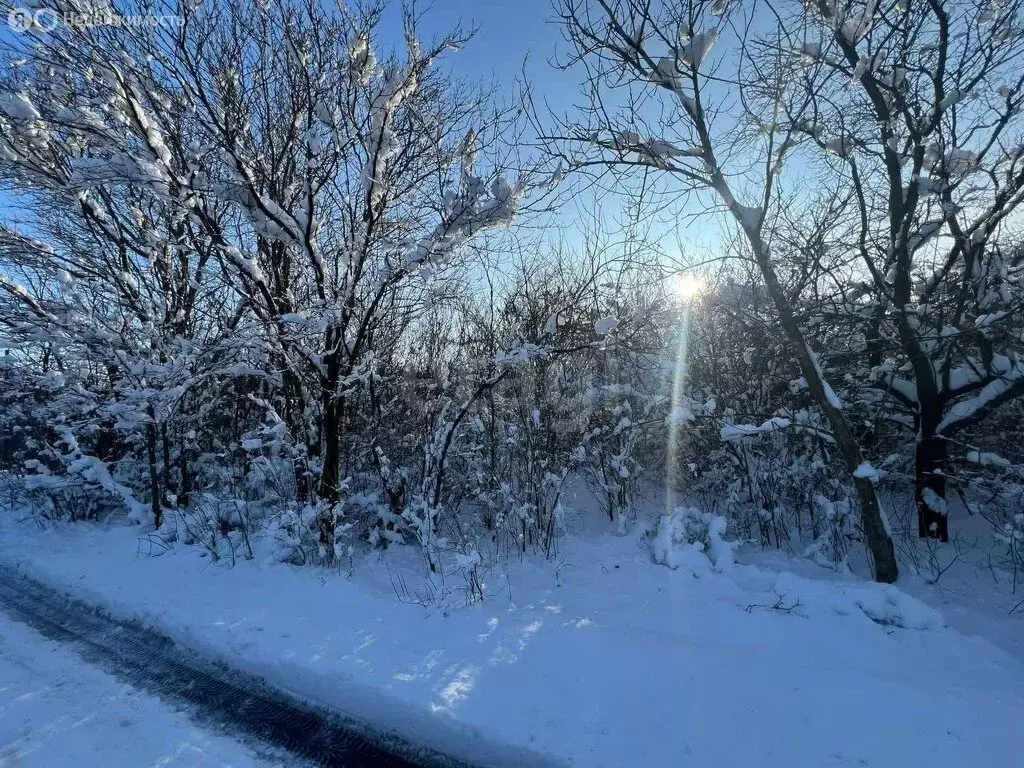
<box><xmin>1</xmin><ymin>516</ymin><xmax>1022</xmax><ymax>768</ymax></box>
<box><xmin>651</xmin><ymin>506</ymin><xmax>736</xmax><ymax>573</ymax></box>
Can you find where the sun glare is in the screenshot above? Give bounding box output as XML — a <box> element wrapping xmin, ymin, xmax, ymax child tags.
<box><xmin>675</xmin><ymin>273</ymin><xmax>705</xmax><ymax>300</ymax></box>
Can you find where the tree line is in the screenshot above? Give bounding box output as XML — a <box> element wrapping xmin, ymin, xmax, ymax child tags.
<box><xmin>1</xmin><ymin>0</ymin><xmax>1022</xmax><ymax>585</ymax></box>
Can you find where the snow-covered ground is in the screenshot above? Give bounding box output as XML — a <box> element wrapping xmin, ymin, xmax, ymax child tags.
<box><xmin>0</xmin><ymin>610</ymin><xmax>286</xmax><ymax>767</ymax></box>
<box><xmin>1</xmin><ymin>509</ymin><xmax>1022</xmax><ymax>768</ymax></box>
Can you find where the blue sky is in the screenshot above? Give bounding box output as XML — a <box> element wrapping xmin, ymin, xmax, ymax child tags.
<box><xmin>0</xmin><ymin>0</ymin><xmax>715</xmax><ymax>267</ymax></box>
<box><xmin>379</xmin><ymin>0</ymin><xmax>717</xmax><ymax>262</ymax></box>
<box><xmin>386</xmin><ymin>0</ymin><xmax>570</xmax><ymax>99</ymax></box>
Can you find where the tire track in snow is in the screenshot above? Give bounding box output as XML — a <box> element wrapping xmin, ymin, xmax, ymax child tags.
<box><xmin>0</xmin><ymin>564</ymin><xmax>475</xmax><ymax>768</ymax></box>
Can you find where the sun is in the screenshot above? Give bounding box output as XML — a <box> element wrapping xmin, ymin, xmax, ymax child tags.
<box><xmin>675</xmin><ymin>272</ymin><xmax>705</xmax><ymax>300</ymax></box>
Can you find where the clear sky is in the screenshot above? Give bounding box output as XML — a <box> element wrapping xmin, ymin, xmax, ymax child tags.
<box><xmin>0</xmin><ymin>0</ymin><xmax>716</xmax><ymax>267</ymax></box>
<box><xmin>379</xmin><ymin>0</ymin><xmax>718</xmax><ymax>264</ymax></box>
<box><xmin>386</xmin><ymin>0</ymin><xmax>572</xmax><ymax>101</ymax></box>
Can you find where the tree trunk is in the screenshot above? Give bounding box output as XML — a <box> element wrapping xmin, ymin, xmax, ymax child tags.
<box><xmin>851</xmin><ymin>475</ymin><xmax>898</xmax><ymax>578</ymax></box>
<box><xmin>178</xmin><ymin>438</ymin><xmax>191</xmax><ymax>510</ymax></box>
<box><xmin>278</xmin><ymin>360</ymin><xmax>310</xmax><ymax>502</ymax></box>
<box><xmin>915</xmin><ymin>432</ymin><xmax>949</xmax><ymax>542</ymax></box>
<box><xmin>317</xmin><ymin>338</ymin><xmax>343</xmax><ymax>556</ymax></box>
<box><xmin>160</xmin><ymin>423</ymin><xmax>173</xmax><ymax>505</ymax></box>
<box><xmin>735</xmin><ymin>218</ymin><xmax>899</xmax><ymax>582</ymax></box>
<box><xmin>319</xmin><ymin>390</ymin><xmax>342</xmax><ymax>504</ymax></box>
<box><xmin>146</xmin><ymin>420</ymin><xmax>162</xmax><ymax>529</ymax></box>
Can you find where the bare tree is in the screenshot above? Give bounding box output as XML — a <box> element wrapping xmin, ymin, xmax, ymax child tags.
<box><xmin>0</xmin><ymin>0</ymin><xmax>525</xmax><ymax>552</ymax></box>
<box><xmin>546</xmin><ymin>0</ymin><xmax>900</xmax><ymax>580</ymax></box>
<box><xmin>755</xmin><ymin>0</ymin><xmax>1024</xmax><ymax>542</ymax></box>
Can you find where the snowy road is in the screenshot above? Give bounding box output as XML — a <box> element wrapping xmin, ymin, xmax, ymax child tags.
<box><xmin>0</xmin><ymin>566</ymin><xmax>468</xmax><ymax>768</ymax></box>
<box><xmin>0</xmin><ymin>611</ymin><xmax>293</xmax><ymax>767</ymax></box>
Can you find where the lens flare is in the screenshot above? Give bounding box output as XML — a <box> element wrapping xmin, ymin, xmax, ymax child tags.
<box><xmin>666</xmin><ymin>308</ymin><xmax>691</xmax><ymax>510</ymax></box>
<box><xmin>675</xmin><ymin>272</ymin><xmax>705</xmax><ymax>300</ymax></box>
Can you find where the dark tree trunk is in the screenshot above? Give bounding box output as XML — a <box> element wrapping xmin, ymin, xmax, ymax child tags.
<box><xmin>319</xmin><ymin>389</ymin><xmax>342</xmax><ymax>504</ymax></box>
<box><xmin>294</xmin><ymin>455</ymin><xmax>310</xmax><ymax>504</ymax></box>
<box><xmin>95</xmin><ymin>420</ymin><xmax>117</xmax><ymax>463</ymax></box>
<box><xmin>146</xmin><ymin>420</ymin><xmax>162</xmax><ymax>529</ymax></box>
<box><xmin>282</xmin><ymin>367</ymin><xmax>310</xmax><ymax>503</ymax></box>
<box><xmin>178</xmin><ymin>438</ymin><xmax>191</xmax><ymax>510</ymax></box>
<box><xmin>851</xmin><ymin>475</ymin><xmax>898</xmax><ymax>580</ymax></box>
<box><xmin>160</xmin><ymin>423</ymin><xmax>173</xmax><ymax>505</ymax></box>
<box><xmin>915</xmin><ymin>432</ymin><xmax>949</xmax><ymax>542</ymax></box>
<box><xmin>736</xmin><ymin>223</ymin><xmax>899</xmax><ymax>583</ymax></box>
<box><xmin>317</xmin><ymin>337</ymin><xmax>344</xmax><ymax>555</ymax></box>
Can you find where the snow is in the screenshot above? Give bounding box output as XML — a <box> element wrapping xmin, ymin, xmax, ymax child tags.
<box><xmin>965</xmin><ymin>449</ymin><xmax>1012</xmax><ymax>468</ymax></box>
<box><xmin>651</xmin><ymin>57</ymin><xmax>680</xmax><ymax>89</ymax></box>
<box><xmin>0</xmin><ymin>611</ymin><xmax>278</xmax><ymax>768</ymax></box>
<box><xmin>940</xmin><ymin>88</ymin><xmax>966</xmax><ymax>112</ymax></box>
<box><xmin>731</xmin><ymin>202</ymin><xmax>763</xmax><ymax>231</ymax></box>
<box><xmin>493</xmin><ymin>342</ymin><xmax>549</xmax><ymax>365</ymax></box>
<box><xmin>826</xmin><ymin>136</ymin><xmax>850</xmax><ymax>156</ymax></box>
<box><xmin>594</xmin><ymin>316</ymin><xmax>619</xmax><ymax>335</ymax></box>
<box><xmin>652</xmin><ymin>507</ymin><xmax>736</xmax><ymax>573</ymax></box>
<box><xmin>679</xmin><ymin>30</ymin><xmax>718</xmax><ymax>69</ymax></box>
<box><xmin>881</xmin><ymin>67</ymin><xmax>906</xmax><ymax>89</ymax></box>
<box><xmin>0</xmin><ymin>93</ymin><xmax>41</xmax><ymax>121</ymax></box>
<box><xmin>853</xmin><ymin>461</ymin><xmax>879</xmax><ymax>480</ymax></box>
<box><xmin>938</xmin><ymin>359</ymin><xmax>1024</xmax><ymax>433</ymax></box>
<box><xmin>922</xmin><ymin>488</ymin><xmax>949</xmax><ymax>516</ymax></box>
<box><xmin>886</xmin><ymin>374</ymin><xmax>918</xmax><ymax>403</ymax></box>
<box><xmin>665</xmin><ymin>404</ymin><xmax>695</xmax><ymax>424</ymax></box>
<box><xmin>976</xmin><ymin>311</ymin><xmax>1008</xmax><ymax>328</ymax></box>
<box><xmin>2</xmin><ymin>512</ymin><xmax>1022</xmax><ymax>768</ymax></box>
<box><xmin>770</xmin><ymin>571</ymin><xmax>944</xmax><ymax>630</ymax></box>
<box><xmin>612</xmin><ymin>130</ymin><xmax>642</xmax><ymax>150</ymax></box>
<box><xmin>807</xmin><ymin>347</ymin><xmax>845</xmax><ymax>409</ymax></box>
<box><xmin>800</xmin><ymin>42</ymin><xmax>821</xmax><ymax>62</ymax></box>
<box><xmin>840</xmin><ymin>0</ymin><xmax>878</xmax><ymax>43</ymax></box>
<box><xmin>720</xmin><ymin>416</ymin><xmax>791</xmax><ymax>440</ymax></box>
